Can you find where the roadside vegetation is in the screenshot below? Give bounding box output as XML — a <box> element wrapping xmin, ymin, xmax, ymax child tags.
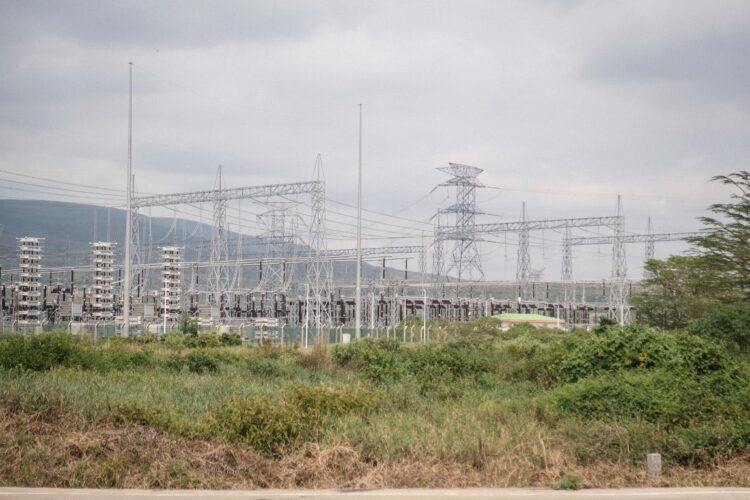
<box><xmin>1</xmin><ymin>315</ymin><xmax>749</xmax><ymax>489</ymax></box>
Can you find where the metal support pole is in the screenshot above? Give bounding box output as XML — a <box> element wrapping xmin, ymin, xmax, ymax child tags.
<box><xmin>123</xmin><ymin>62</ymin><xmax>132</xmax><ymax>337</ymax></box>
<box><xmin>422</xmin><ymin>288</ymin><xmax>427</xmax><ymax>342</ymax></box>
<box><xmin>355</xmin><ymin>104</ymin><xmax>362</xmax><ymax>339</ymax></box>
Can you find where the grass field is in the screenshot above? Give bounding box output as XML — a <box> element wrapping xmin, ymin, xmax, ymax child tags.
<box><xmin>1</xmin><ymin>319</ymin><xmax>749</xmax><ymax>489</ymax></box>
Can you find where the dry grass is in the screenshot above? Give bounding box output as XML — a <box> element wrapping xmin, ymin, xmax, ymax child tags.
<box><xmin>2</xmin><ymin>405</ymin><xmax>749</xmax><ymax>489</ymax></box>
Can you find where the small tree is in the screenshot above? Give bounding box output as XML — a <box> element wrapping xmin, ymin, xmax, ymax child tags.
<box><xmin>687</xmin><ymin>302</ymin><xmax>750</xmax><ymax>352</ymax></box>
<box><xmin>631</xmin><ymin>255</ymin><xmax>733</xmax><ymax>329</ymax></box>
<box><xmin>690</xmin><ymin>171</ymin><xmax>750</xmax><ymax>300</ymax></box>
<box><xmin>179</xmin><ymin>312</ymin><xmax>199</xmax><ymax>335</ymax></box>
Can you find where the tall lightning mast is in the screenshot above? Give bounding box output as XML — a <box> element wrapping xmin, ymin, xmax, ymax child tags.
<box><xmin>123</xmin><ymin>62</ymin><xmax>132</xmax><ymax>337</ymax></box>
<box><xmin>355</xmin><ymin>104</ymin><xmax>363</xmax><ymax>339</ymax></box>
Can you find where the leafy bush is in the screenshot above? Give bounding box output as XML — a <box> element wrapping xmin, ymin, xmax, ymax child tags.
<box><xmin>556</xmin><ymin>475</ymin><xmax>582</xmax><ymax>490</ymax></box>
<box><xmin>333</xmin><ymin>335</ymin><xmax>503</xmax><ymax>388</ymax></box>
<box><xmin>497</xmin><ymin>334</ymin><xmax>572</xmax><ymax>387</ymax></box>
<box><xmin>185</xmin><ymin>350</ymin><xmax>219</xmax><ymax>374</ymax></box>
<box><xmin>550</xmin><ymin>367</ymin><xmax>750</xmax><ymax>427</ymax></box>
<box><xmin>245</xmin><ymin>356</ymin><xmax>284</xmax><ymax>377</ymax></box>
<box><xmin>95</xmin><ymin>345</ymin><xmax>155</xmax><ymax>371</ymax></box>
<box><xmin>219</xmin><ymin>332</ymin><xmax>242</xmax><ymax>346</ymax></box>
<box><xmin>0</xmin><ymin>332</ymin><xmax>80</xmax><ymax>371</ymax></box>
<box><xmin>284</xmin><ymin>383</ymin><xmax>380</xmax><ymax>422</ymax></box>
<box><xmin>210</xmin><ymin>396</ymin><xmax>302</xmax><ymax>457</ymax></box>
<box><xmin>164</xmin><ymin>354</ymin><xmax>186</xmax><ymax>372</ymax></box>
<box><xmin>0</xmin><ymin>333</ymin><xmax>156</xmax><ymax>372</ymax></box>
<box><xmin>163</xmin><ymin>332</ymin><xmax>225</xmax><ymax>348</ymax></box>
<box><xmin>179</xmin><ymin>312</ymin><xmax>199</xmax><ymax>335</ymax></box>
<box><xmin>688</xmin><ymin>303</ymin><xmax>750</xmax><ymax>352</ymax></box>
<box><xmin>332</xmin><ymin>338</ymin><xmax>405</xmax><ymax>384</ymax></box>
<box><xmin>559</xmin><ymin>326</ymin><xmax>726</xmax><ymax>383</ymax></box>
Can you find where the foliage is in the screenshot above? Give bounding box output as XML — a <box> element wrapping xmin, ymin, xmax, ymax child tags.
<box><xmin>2</xmin><ymin>321</ymin><xmax>750</xmax><ymax>486</ymax></box>
<box><xmin>185</xmin><ymin>350</ymin><xmax>219</xmax><ymax>374</ymax></box>
<box><xmin>210</xmin><ymin>396</ymin><xmax>302</xmax><ymax>457</ymax></box>
<box><xmin>219</xmin><ymin>332</ymin><xmax>242</xmax><ymax>346</ymax></box>
<box><xmin>332</xmin><ymin>335</ymin><xmax>499</xmax><ymax>390</ymax></box>
<box><xmin>496</xmin><ymin>334</ymin><xmax>571</xmax><ymax>387</ymax></box>
<box><xmin>284</xmin><ymin>384</ymin><xmax>380</xmax><ymax>423</ymax></box>
<box><xmin>550</xmin><ymin>366</ymin><xmax>750</xmax><ymax>430</ymax></box>
<box><xmin>0</xmin><ymin>332</ymin><xmax>80</xmax><ymax>371</ymax></box>
<box><xmin>0</xmin><ymin>332</ymin><xmax>155</xmax><ymax>372</ymax></box>
<box><xmin>178</xmin><ymin>312</ymin><xmax>199</xmax><ymax>335</ymax></box>
<box><xmin>162</xmin><ymin>332</ymin><xmax>225</xmax><ymax>348</ymax></box>
<box><xmin>633</xmin><ymin>171</ymin><xmax>750</xmax><ymax>327</ymax></box>
<box><xmin>245</xmin><ymin>356</ymin><xmax>285</xmax><ymax>377</ymax></box>
<box><xmin>688</xmin><ymin>302</ymin><xmax>750</xmax><ymax>352</ymax></box>
<box><xmin>632</xmin><ymin>256</ymin><xmax>732</xmax><ymax>329</ymax></box>
<box><xmin>556</xmin><ymin>475</ymin><xmax>582</xmax><ymax>490</ymax></box>
<box><xmin>209</xmin><ymin>384</ymin><xmax>378</xmax><ymax>457</ymax></box>
<box><xmin>559</xmin><ymin>325</ymin><xmax>726</xmax><ymax>383</ymax></box>
<box><xmin>332</xmin><ymin>338</ymin><xmax>405</xmax><ymax>385</ymax></box>
<box><xmin>690</xmin><ymin>171</ymin><xmax>750</xmax><ymax>300</ymax></box>
<box><xmin>593</xmin><ymin>316</ymin><xmax>618</xmax><ymax>334</ymax></box>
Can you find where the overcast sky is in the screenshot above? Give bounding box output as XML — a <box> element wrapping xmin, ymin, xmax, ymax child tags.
<box><xmin>1</xmin><ymin>0</ymin><xmax>748</xmax><ymax>281</ymax></box>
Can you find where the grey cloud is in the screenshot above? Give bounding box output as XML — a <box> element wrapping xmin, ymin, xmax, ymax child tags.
<box><xmin>0</xmin><ymin>0</ymin><xmax>747</xmax><ymax>281</ymax></box>
<box><xmin>584</xmin><ymin>32</ymin><xmax>750</xmax><ymax>102</ymax></box>
<box><xmin>0</xmin><ymin>0</ymin><xmax>371</xmax><ymax>48</ymax></box>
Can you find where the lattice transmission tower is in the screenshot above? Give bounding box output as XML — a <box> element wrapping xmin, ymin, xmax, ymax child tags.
<box><xmin>609</xmin><ymin>195</ymin><xmax>627</xmax><ymax>324</ymax></box>
<box><xmin>516</xmin><ymin>202</ymin><xmax>530</xmax><ymax>298</ymax></box>
<box><xmin>306</xmin><ymin>154</ymin><xmax>333</xmax><ymax>333</ymax></box>
<box><xmin>433</xmin><ymin>163</ymin><xmax>485</xmax><ymax>284</ymax></box>
<box><xmin>209</xmin><ymin>166</ymin><xmax>229</xmax><ymax>314</ymax></box>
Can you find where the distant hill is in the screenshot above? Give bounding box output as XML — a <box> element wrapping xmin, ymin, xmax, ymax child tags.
<box><xmin>0</xmin><ymin>200</ymin><xmax>419</xmax><ymax>285</ymax></box>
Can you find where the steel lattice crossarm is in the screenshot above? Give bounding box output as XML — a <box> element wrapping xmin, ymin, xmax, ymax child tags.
<box><xmin>131</xmin><ymin>180</ymin><xmax>323</xmax><ymax>208</ymax></box>
<box><xmin>323</xmin><ymin>245</ymin><xmax>423</xmax><ymax>257</ymax></box>
<box><xmin>566</xmin><ymin>231</ymin><xmax>703</xmax><ymax>246</ymax></box>
<box><xmin>437</xmin><ymin>215</ymin><xmax>622</xmax><ymax>240</ymax></box>
<box><xmin>20</xmin><ymin>247</ymin><xmax>423</xmax><ymax>275</ymax></box>
<box><xmin>437</xmin><ymin>163</ymin><xmax>484</xmax><ymax>188</ymax></box>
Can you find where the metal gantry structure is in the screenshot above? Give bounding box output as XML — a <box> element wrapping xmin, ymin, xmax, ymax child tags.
<box><xmin>563</xmin><ymin>231</ymin><xmax>704</xmax><ymax>278</ymax></box>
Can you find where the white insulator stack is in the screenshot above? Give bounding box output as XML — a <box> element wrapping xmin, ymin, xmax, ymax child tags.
<box><xmin>17</xmin><ymin>237</ymin><xmax>43</xmax><ymax>324</ymax></box>
<box><xmin>161</xmin><ymin>246</ymin><xmax>181</xmax><ymax>321</ymax></box>
<box><xmin>91</xmin><ymin>242</ymin><xmax>115</xmax><ymax>321</ymax></box>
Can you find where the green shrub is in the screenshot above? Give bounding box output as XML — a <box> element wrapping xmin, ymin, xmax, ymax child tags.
<box><xmin>164</xmin><ymin>354</ymin><xmax>186</xmax><ymax>372</ymax></box>
<box><xmin>673</xmin><ymin>420</ymin><xmax>745</xmax><ymax>465</ymax></box>
<box><xmin>210</xmin><ymin>396</ymin><xmax>302</xmax><ymax>457</ymax></box>
<box><xmin>550</xmin><ymin>367</ymin><xmax>750</xmax><ymax>427</ymax></box>
<box><xmin>406</xmin><ymin>341</ymin><xmax>495</xmax><ymax>379</ymax></box>
<box><xmin>556</xmin><ymin>475</ymin><xmax>582</xmax><ymax>490</ymax></box>
<box><xmin>332</xmin><ymin>338</ymin><xmax>406</xmax><ymax>384</ymax></box>
<box><xmin>178</xmin><ymin>312</ymin><xmax>199</xmax><ymax>335</ymax></box>
<box><xmin>162</xmin><ymin>332</ymin><xmax>189</xmax><ymax>347</ymax></box>
<box><xmin>245</xmin><ymin>357</ymin><xmax>284</xmax><ymax>377</ymax></box>
<box><xmin>162</xmin><ymin>332</ymin><xmax>223</xmax><ymax>348</ymax></box>
<box><xmin>95</xmin><ymin>345</ymin><xmax>155</xmax><ymax>371</ymax></box>
<box><xmin>0</xmin><ymin>332</ymin><xmax>80</xmax><ymax>371</ymax></box>
<box><xmin>188</xmin><ymin>333</ymin><xmax>221</xmax><ymax>348</ymax></box>
<box><xmin>559</xmin><ymin>326</ymin><xmax>726</xmax><ymax>383</ymax></box>
<box><xmin>135</xmin><ymin>333</ymin><xmax>158</xmax><ymax>344</ymax></box>
<box><xmin>497</xmin><ymin>334</ymin><xmax>571</xmax><ymax>387</ymax></box>
<box><xmin>284</xmin><ymin>383</ymin><xmax>380</xmax><ymax>422</ymax></box>
<box><xmin>688</xmin><ymin>303</ymin><xmax>750</xmax><ymax>352</ymax></box>
<box><xmin>186</xmin><ymin>350</ymin><xmax>219</xmax><ymax>374</ymax></box>
<box><xmin>219</xmin><ymin>332</ymin><xmax>242</xmax><ymax>346</ymax></box>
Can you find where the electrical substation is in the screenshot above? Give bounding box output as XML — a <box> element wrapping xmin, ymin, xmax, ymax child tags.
<box><xmin>0</xmin><ymin>159</ymin><xmax>701</xmax><ymax>342</ymax></box>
